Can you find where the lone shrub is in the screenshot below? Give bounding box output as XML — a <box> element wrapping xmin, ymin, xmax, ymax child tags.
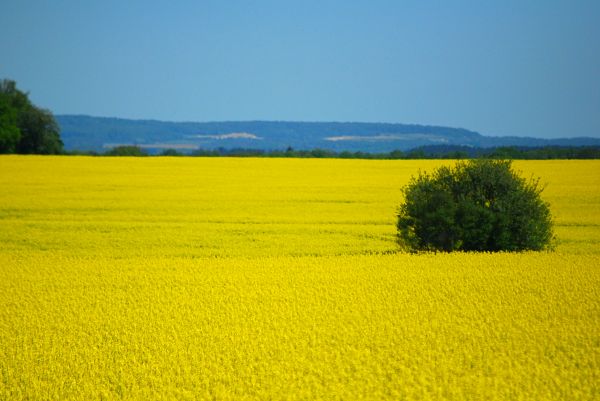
<box><xmin>397</xmin><ymin>159</ymin><xmax>553</xmax><ymax>252</ymax></box>
<box><xmin>105</xmin><ymin>145</ymin><xmax>148</xmax><ymax>156</ymax></box>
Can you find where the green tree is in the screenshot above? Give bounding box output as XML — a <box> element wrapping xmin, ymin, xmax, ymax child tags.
<box><xmin>0</xmin><ymin>98</ymin><xmax>20</xmax><ymax>153</ymax></box>
<box><xmin>397</xmin><ymin>159</ymin><xmax>553</xmax><ymax>252</ymax></box>
<box><xmin>0</xmin><ymin>80</ymin><xmax>22</xmax><ymax>153</ymax></box>
<box><xmin>0</xmin><ymin>79</ymin><xmax>63</xmax><ymax>154</ymax></box>
<box><xmin>17</xmin><ymin>106</ymin><xmax>63</xmax><ymax>154</ymax></box>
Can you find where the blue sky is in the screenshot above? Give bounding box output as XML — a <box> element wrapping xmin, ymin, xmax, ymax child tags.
<box><xmin>1</xmin><ymin>0</ymin><xmax>599</xmax><ymax>138</ymax></box>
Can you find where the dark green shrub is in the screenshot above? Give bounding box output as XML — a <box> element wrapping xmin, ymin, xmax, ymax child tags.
<box><xmin>105</xmin><ymin>145</ymin><xmax>148</xmax><ymax>156</ymax></box>
<box><xmin>397</xmin><ymin>159</ymin><xmax>553</xmax><ymax>252</ymax></box>
<box><xmin>160</xmin><ymin>148</ymin><xmax>183</xmax><ymax>156</ymax></box>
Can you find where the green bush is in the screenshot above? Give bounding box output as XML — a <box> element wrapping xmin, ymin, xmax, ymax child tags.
<box><xmin>105</xmin><ymin>145</ymin><xmax>148</xmax><ymax>156</ymax></box>
<box><xmin>397</xmin><ymin>159</ymin><xmax>553</xmax><ymax>252</ymax></box>
<box><xmin>160</xmin><ymin>148</ymin><xmax>183</xmax><ymax>156</ymax></box>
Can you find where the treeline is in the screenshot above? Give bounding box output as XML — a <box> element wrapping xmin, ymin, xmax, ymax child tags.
<box><xmin>70</xmin><ymin>144</ymin><xmax>600</xmax><ymax>159</ymax></box>
<box><xmin>0</xmin><ymin>79</ymin><xmax>63</xmax><ymax>154</ymax></box>
<box><xmin>394</xmin><ymin>145</ymin><xmax>600</xmax><ymax>159</ymax></box>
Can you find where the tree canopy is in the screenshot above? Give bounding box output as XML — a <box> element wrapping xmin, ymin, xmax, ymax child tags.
<box><xmin>0</xmin><ymin>79</ymin><xmax>63</xmax><ymax>154</ymax></box>
<box><xmin>397</xmin><ymin>159</ymin><xmax>554</xmax><ymax>252</ymax></box>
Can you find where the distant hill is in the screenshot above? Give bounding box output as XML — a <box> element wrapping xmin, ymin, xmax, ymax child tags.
<box><xmin>56</xmin><ymin>115</ymin><xmax>600</xmax><ymax>153</ymax></box>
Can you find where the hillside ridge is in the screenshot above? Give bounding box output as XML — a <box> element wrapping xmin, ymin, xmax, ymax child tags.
<box><xmin>57</xmin><ymin>115</ymin><xmax>600</xmax><ymax>153</ymax></box>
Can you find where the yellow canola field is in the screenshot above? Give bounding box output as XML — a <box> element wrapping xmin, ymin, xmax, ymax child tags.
<box><xmin>0</xmin><ymin>156</ymin><xmax>599</xmax><ymax>400</ymax></box>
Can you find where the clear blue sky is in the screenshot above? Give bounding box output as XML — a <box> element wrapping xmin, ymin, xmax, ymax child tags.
<box><xmin>2</xmin><ymin>0</ymin><xmax>599</xmax><ymax>138</ymax></box>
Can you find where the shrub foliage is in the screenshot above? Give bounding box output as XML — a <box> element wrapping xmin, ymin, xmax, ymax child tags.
<box><xmin>397</xmin><ymin>159</ymin><xmax>553</xmax><ymax>252</ymax></box>
<box><xmin>105</xmin><ymin>145</ymin><xmax>148</xmax><ymax>156</ymax></box>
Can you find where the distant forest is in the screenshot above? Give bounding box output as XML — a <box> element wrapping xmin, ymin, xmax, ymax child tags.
<box><xmin>70</xmin><ymin>144</ymin><xmax>600</xmax><ymax>159</ymax></box>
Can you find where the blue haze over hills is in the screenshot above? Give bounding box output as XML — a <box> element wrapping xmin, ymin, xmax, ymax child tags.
<box><xmin>57</xmin><ymin>115</ymin><xmax>600</xmax><ymax>154</ymax></box>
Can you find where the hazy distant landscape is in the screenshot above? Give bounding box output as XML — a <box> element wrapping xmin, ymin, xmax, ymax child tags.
<box><xmin>57</xmin><ymin>115</ymin><xmax>600</xmax><ymax>154</ymax></box>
